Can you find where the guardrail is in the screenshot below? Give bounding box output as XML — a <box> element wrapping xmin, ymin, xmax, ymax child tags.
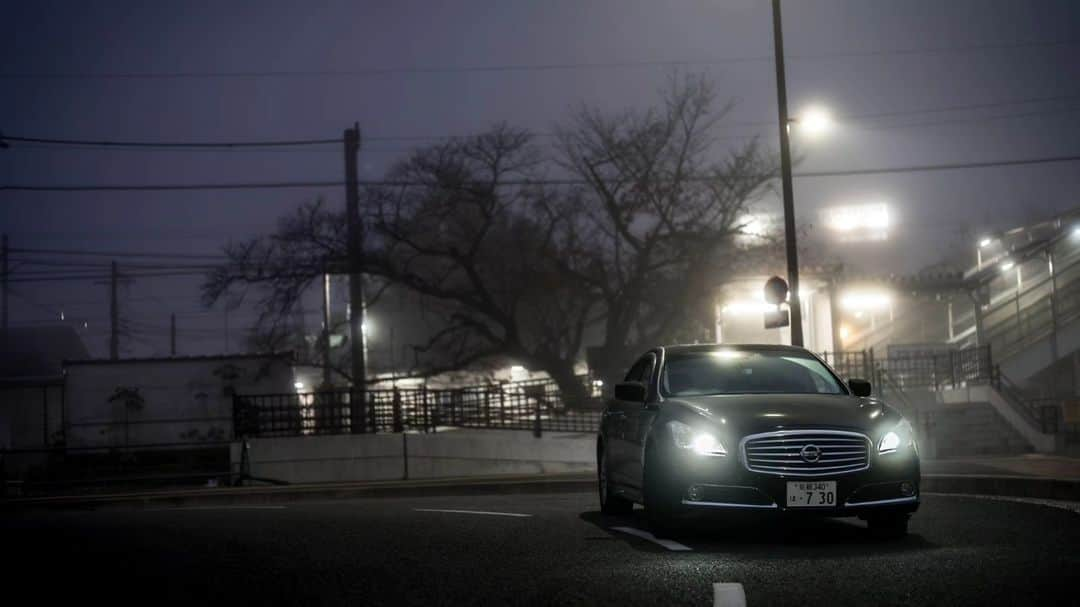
<box><xmin>233</xmin><ymin>379</ymin><xmax>604</xmax><ymax>439</ymax></box>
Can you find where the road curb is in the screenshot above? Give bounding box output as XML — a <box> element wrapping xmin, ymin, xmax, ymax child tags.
<box><xmin>4</xmin><ymin>473</ymin><xmax>1079</xmax><ymax>511</ymax></box>
<box><xmin>921</xmin><ymin>474</ymin><xmax>1080</xmax><ymax>501</ymax></box>
<box><xmin>0</xmin><ymin>473</ymin><xmax>598</xmax><ymax>511</ymax></box>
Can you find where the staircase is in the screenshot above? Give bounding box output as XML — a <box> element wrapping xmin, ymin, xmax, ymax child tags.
<box><xmin>858</xmin><ymin>347</ymin><xmax>1060</xmax><ymax>455</ymax></box>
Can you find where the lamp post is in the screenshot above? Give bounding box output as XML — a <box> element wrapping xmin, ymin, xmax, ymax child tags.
<box><xmin>770</xmin><ymin>0</ymin><xmax>803</xmax><ymax>346</ymax></box>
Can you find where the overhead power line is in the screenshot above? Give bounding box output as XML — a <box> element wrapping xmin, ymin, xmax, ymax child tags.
<box><xmin>1</xmin><ymin>180</ymin><xmax>343</xmax><ymax>192</ymax></box>
<box><xmin>794</xmin><ymin>154</ymin><xmax>1080</xmax><ymax>178</ymax></box>
<box><xmin>1</xmin><ymin>39</ymin><xmax>1075</xmax><ymax>80</ymax></box>
<box><xmin>1</xmin><ymin>135</ymin><xmax>341</xmax><ymax>149</ymax></box>
<box><xmin>3</xmin><ymin>153</ymin><xmax>1079</xmax><ymax>193</ymax></box>
<box><xmin>10</xmin><ymin>247</ymin><xmax>227</xmax><ymax>260</ymax></box>
<box><xmin>6</xmin><ymin>93</ymin><xmax>1078</xmax><ymax>153</ymax></box>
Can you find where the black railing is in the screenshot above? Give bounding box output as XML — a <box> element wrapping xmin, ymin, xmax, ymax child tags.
<box><xmin>875</xmin><ymin>346</ymin><xmax>993</xmax><ymax>390</ymax></box>
<box><xmin>820</xmin><ymin>350</ymin><xmax>873</xmax><ymax>381</ymax></box>
<box><xmin>989</xmin><ymin>367</ymin><xmax>1047</xmax><ymax>432</ymax></box>
<box><xmin>234</xmin><ymin>379</ymin><xmax>604</xmax><ymax>439</ymax></box>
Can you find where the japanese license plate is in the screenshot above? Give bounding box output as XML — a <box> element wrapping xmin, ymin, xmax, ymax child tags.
<box><xmin>786</xmin><ymin>481</ymin><xmax>837</xmax><ymax>507</ymax></box>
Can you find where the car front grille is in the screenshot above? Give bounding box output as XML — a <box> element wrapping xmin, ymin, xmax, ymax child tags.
<box><xmin>741</xmin><ymin>430</ymin><xmax>871</xmax><ymax>477</ymax></box>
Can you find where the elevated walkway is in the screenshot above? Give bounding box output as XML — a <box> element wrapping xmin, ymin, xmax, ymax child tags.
<box><xmin>949</xmin><ymin>217</ymin><xmax>1080</xmax><ymax>381</ymax></box>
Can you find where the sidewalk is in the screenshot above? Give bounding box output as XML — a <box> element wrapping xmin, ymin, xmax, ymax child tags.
<box><xmin>922</xmin><ymin>454</ymin><xmax>1080</xmax><ymax>480</ymax></box>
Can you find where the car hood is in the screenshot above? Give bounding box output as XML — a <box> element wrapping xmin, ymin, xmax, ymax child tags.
<box><xmin>662</xmin><ymin>393</ymin><xmax>892</xmax><ymax>434</ymax></box>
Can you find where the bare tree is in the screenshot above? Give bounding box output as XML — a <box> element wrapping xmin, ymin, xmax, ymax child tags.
<box><xmin>202</xmin><ymin>198</ymin><xmax>359</xmax><ymax>384</ymax></box>
<box><xmin>363</xmin><ymin>124</ymin><xmax>598</xmax><ymax>402</ymax></box>
<box><xmin>202</xmin><ymin>75</ymin><xmax>779</xmax><ymax>401</ymax></box>
<box><xmin>554</xmin><ymin>74</ymin><xmax>780</xmax><ymax>382</ymax></box>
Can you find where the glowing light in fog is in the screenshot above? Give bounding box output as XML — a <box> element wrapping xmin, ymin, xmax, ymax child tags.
<box><xmin>840</xmin><ymin>291</ymin><xmax>892</xmax><ymax>312</ymax></box>
<box><xmin>820</xmin><ymin>202</ymin><xmax>891</xmax><ymax>241</ymax></box>
<box><xmin>798</xmin><ymin>106</ymin><xmax>833</xmax><ymax>138</ymax></box>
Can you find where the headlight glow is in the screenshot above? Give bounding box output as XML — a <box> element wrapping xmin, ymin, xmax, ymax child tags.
<box><xmin>878</xmin><ymin>419</ymin><xmax>914</xmax><ymax>454</ymax></box>
<box><xmin>879</xmin><ymin>431</ymin><xmax>901</xmax><ymax>453</ymax></box>
<box><xmin>669</xmin><ymin>421</ymin><xmax>727</xmax><ymax>456</ymax></box>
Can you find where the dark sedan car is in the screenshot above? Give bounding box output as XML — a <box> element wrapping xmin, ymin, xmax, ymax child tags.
<box><xmin>597</xmin><ymin>344</ymin><xmax>919</xmax><ymax>537</ymax></box>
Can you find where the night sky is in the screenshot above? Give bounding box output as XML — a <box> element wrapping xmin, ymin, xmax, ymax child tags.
<box><xmin>2</xmin><ymin>0</ymin><xmax>1079</xmax><ymax>359</ymax></box>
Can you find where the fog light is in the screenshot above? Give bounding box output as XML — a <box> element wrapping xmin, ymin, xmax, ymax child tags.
<box><xmin>687</xmin><ymin>485</ymin><xmax>703</xmax><ymax>501</ymax></box>
<box><xmin>899</xmin><ymin>482</ymin><xmax>915</xmax><ymax>496</ymax></box>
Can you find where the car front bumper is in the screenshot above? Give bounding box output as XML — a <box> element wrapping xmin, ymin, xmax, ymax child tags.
<box><xmin>666</xmin><ymin>448</ymin><xmax>920</xmax><ymax>517</ymax></box>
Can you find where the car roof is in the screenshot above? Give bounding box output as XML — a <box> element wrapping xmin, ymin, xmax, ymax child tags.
<box><xmin>659</xmin><ymin>343</ymin><xmax>813</xmax><ymax>356</ymax></box>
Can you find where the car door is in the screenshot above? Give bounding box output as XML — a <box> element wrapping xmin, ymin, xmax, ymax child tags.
<box><xmin>617</xmin><ymin>352</ymin><xmax>657</xmax><ymax>491</ymax></box>
<box><xmin>608</xmin><ymin>354</ymin><xmax>652</xmax><ymax>486</ymax></box>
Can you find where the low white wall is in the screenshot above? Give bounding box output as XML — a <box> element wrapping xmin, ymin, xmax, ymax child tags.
<box><xmin>232</xmin><ymin>430</ymin><xmax>597</xmax><ymax>484</ymax></box>
<box><xmin>231</xmin><ymin>434</ymin><xmax>405</xmax><ymax>483</ymax></box>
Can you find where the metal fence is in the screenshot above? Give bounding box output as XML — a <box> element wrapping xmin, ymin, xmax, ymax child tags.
<box><xmin>874</xmin><ymin>346</ymin><xmax>993</xmax><ymax>391</ymax></box>
<box><xmin>234</xmin><ymin>379</ymin><xmax>604</xmax><ymax>439</ymax></box>
<box><xmin>820</xmin><ymin>350</ymin><xmax>874</xmax><ymax>381</ymax></box>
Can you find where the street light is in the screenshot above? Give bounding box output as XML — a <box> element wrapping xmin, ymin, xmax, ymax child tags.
<box><xmin>839</xmin><ymin>290</ymin><xmax>893</xmax><ymax>312</ymax></box>
<box><xmin>796</xmin><ymin>106</ymin><xmax>833</xmax><ymax>138</ymax></box>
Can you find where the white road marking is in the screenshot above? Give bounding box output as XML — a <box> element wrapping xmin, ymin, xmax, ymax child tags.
<box><xmin>924</xmin><ymin>492</ymin><xmax>1080</xmax><ymax>514</ymax></box>
<box><xmin>610</xmin><ymin>526</ymin><xmax>692</xmax><ymax>551</ymax></box>
<box><xmin>713</xmin><ymin>582</ymin><xmax>747</xmax><ymax>607</ymax></box>
<box><xmin>412</xmin><ymin>508</ymin><xmax>532</xmax><ymax>518</ymax></box>
<box><xmin>144</xmin><ymin>505</ymin><xmax>287</xmax><ymax>512</ymax></box>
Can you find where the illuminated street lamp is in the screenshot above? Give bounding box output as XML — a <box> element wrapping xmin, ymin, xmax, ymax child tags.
<box><xmin>795</xmin><ymin>106</ymin><xmax>833</xmax><ymax>138</ymax></box>
<box><xmin>976</xmin><ymin>236</ymin><xmax>995</xmax><ymax>269</ymax></box>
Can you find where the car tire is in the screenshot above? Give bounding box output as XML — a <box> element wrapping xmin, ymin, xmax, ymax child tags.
<box><xmin>644</xmin><ymin>448</ymin><xmax>682</xmax><ymax>536</ymax></box>
<box><xmin>599</xmin><ymin>448</ymin><xmax>633</xmax><ymax>515</ymax></box>
<box><xmin>867</xmin><ymin>513</ymin><xmax>909</xmax><ymax>539</ymax></box>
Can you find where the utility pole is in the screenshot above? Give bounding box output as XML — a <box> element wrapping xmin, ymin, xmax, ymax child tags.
<box><xmin>170</xmin><ymin>313</ymin><xmax>176</xmax><ymax>356</ymax></box>
<box><xmin>109</xmin><ymin>261</ymin><xmax>119</xmax><ymax>359</ymax></box>
<box><xmin>344</xmin><ymin>123</ymin><xmax>368</xmax><ymax>432</ymax></box>
<box><xmin>1</xmin><ymin>234</ymin><xmax>8</xmax><ymax>331</ymax></box>
<box><xmin>771</xmin><ymin>0</ymin><xmax>804</xmax><ymax>347</ymax></box>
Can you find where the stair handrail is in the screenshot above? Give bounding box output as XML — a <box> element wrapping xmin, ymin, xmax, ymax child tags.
<box><xmin>990</xmin><ymin>366</ymin><xmax>1045</xmax><ymax>431</ymax></box>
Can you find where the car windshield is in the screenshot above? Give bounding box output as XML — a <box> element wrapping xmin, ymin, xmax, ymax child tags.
<box><xmin>659</xmin><ymin>350</ymin><xmax>847</xmax><ymax>396</ymax></box>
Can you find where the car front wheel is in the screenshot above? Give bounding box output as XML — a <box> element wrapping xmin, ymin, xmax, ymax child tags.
<box><xmin>644</xmin><ymin>447</ymin><xmax>682</xmax><ymax>536</ymax></box>
<box><xmin>598</xmin><ymin>447</ymin><xmax>633</xmax><ymax>515</ymax></box>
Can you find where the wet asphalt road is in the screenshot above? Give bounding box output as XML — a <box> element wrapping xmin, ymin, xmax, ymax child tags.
<box><xmin>4</xmin><ymin>491</ymin><xmax>1078</xmax><ymax>606</ymax></box>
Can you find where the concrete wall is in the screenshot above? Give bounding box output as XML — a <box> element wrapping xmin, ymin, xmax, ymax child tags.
<box><xmin>64</xmin><ymin>355</ymin><xmax>293</xmax><ymax>448</ymax></box>
<box><xmin>232</xmin><ymin>430</ymin><xmax>596</xmax><ymax>484</ymax></box>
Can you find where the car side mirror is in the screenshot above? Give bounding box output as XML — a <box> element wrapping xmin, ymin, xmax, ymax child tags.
<box><xmin>848</xmin><ymin>378</ymin><xmax>872</xmax><ymax>397</ymax></box>
<box><xmin>614</xmin><ymin>381</ymin><xmax>646</xmax><ymax>402</ymax></box>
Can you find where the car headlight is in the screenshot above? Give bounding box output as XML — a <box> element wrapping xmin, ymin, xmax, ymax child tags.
<box><xmin>668</xmin><ymin>421</ymin><xmax>727</xmax><ymax>456</ymax></box>
<box><xmin>878</xmin><ymin>419</ymin><xmax>915</xmax><ymax>454</ymax></box>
